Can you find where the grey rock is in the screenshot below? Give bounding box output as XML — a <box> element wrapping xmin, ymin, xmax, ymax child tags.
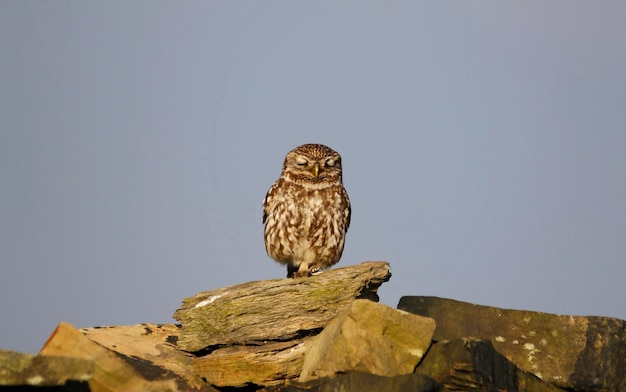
<box><xmin>272</xmin><ymin>372</ymin><xmax>446</xmax><ymax>392</ymax></box>
<box><xmin>416</xmin><ymin>338</ymin><xmax>564</xmax><ymax>392</ymax></box>
<box><xmin>399</xmin><ymin>296</ymin><xmax>626</xmax><ymax>391</ymax></box>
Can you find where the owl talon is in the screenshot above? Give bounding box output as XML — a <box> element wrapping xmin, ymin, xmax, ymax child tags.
<box><xmin>291</xmin><ymin>270</ymin><xmax>310</xmax><ymax>278</ymax></box>
<box><xmin>310</xmin><ymin>267</ymin><xmax>322</xmax><ymax>276</ymax></box>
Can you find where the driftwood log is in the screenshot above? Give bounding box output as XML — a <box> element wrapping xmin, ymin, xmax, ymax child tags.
<box><xmin>173</xmin><ymin>261</ymin><xmax>391</xmax><ymax>353</ymax></box>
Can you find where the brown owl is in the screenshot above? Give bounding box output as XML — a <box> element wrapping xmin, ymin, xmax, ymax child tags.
<box><xmin>263</xmin><ymin>144</ymin><xmax>351</xmax><ymax>278</ymax></box>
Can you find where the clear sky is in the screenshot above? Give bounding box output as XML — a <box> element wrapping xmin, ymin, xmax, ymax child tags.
<box><xmin>2</xmin><ymin>2</ymin><xmax>625</xmax><ymax>354</ymax></box>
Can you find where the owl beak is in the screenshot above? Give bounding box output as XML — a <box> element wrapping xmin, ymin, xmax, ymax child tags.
<box><xmin>312</xmin><ymin>163</ymin><xmax>320</xmax><ymax>177</ymax></box>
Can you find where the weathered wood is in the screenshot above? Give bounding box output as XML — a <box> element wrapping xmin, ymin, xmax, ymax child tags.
<box><xmin>173</xmin><ymin>261</ymin><xmax>391</xmax><ymax>352</ymax></box>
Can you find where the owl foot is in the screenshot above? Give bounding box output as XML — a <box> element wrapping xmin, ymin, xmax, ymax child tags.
<box><xmin>291</xmin><ymin>270</ymin><xmax>310</xmax><ymax>278</ymax></box>
<box><xmin>287</xmin><ymin>263</ymin><xmax>310</xmax><ymax>278</ymax></box>
<box><xmin>287</xmin><ymin>264</ymin><xmax>298</xmax><ymax>278</ymax></box>
<box><xmin>287</xmin><ymin>263</ymin><xmax>321</xmax><ymax>278</ymax></box>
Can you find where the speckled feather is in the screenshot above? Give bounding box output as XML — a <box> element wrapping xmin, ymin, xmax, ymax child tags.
<box><xmin>263</xmin><ymin>144</ymin><xmax>351</xmax><ymax>278</ymax></box>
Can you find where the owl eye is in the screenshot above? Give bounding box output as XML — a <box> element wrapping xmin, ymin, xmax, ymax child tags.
<box><xmin>295</xmin><ymin>157</ymin><xmax>308</xmax><ymax>166</ymax></box>
<box><xmin>325</xmin><ymin>159</ymin><xmax>336</xmax><ymax>167</ymax></box>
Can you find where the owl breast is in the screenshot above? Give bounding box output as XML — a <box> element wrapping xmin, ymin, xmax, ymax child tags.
<box><xmin>263</xmin><ymin>180</ymin><xmax>349</xmax><ymax>277</ymax></box>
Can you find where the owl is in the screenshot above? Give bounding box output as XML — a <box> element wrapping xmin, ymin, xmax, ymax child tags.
<box><xmin>263</xmin><ymin>144</ymin><xmax>351</xmax><ymax>278</ymax></box>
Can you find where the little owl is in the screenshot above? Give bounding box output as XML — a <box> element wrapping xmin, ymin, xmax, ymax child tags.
<box><xmin>263</xmin><ymin>144</ymin><xmax>351</xmax><ymax>278</ymax></box>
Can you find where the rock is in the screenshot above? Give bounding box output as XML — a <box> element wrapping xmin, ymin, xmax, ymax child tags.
<box><xmin>0</xmin><ymin>349</ymin><xmax>92</xmax><ymax>389</ymax></box>
<box><xmin>299</xmin><ymin>299</ymin><xmax>436</xmax><ymax>382</ymax></box>
<box><xmin>415</xmin><ymin>338</ymin><xmax>563</xmax><ymax>392</ymax></box>
<box><xmin>5</xmin><ymin>266</ymin><xmax>623</xmax><ymax>391</ymax></box>
<box><xmin>193</xmin><ymin>337</ymin><xmax>314</xmax><ymax>387</ymax></box>
<box><xmin>173</xmin><ymin>261</ymin><xmax>391</xmax><ymax>352</ymax></box>
<box><xmin>79</xmin><ymin>322</ymin><xmax>215</xmax><ymax>391</ymax></box>
<box><xmin>399</xmin><ymin>296</ymin><xmax>626</xmax><ymax>391</ymax></box>
<box><xmin>40</xmin><ymin>321</ymin><xmax>217</xmax><ymax>392</ymax></box>
<box><xmin>273</xmin><ymin>372</ymin><xmax>447</xmax><ymax>392</ymax></box>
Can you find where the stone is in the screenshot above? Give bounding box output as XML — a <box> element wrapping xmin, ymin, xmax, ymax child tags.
<box><xmin>6</xmin><ymin>268</ymin><xmax>623</xmax><ymax>391</ymax></box>
<box><xmin>0</xmin><ymin>349</ymin><xmax>92</xmax><ymax>389</ymax></box>
<box><xmin>40</xmin><ymin>322</ymin><xmax>217</xmax><ymax>392</ymax></box>
<box><xmin>193</xmin><ymin>337</ymin><xmax>314</xmax><ymax>387</ymax></box>
<box><xmin>79</xmin><ymin>323</ymin><xmax>215</xmax><ymax>391</ymax></box>
<box><xmin>274</xmin><ymin>372</ymin><xmax>447</xmax><ymax>392</ymax></box>
<box><xmin>415</xmin><ymin>338</ymin><xmax>563</xmax><ymax>392</ymax></box>
<box><xmin>173</xmin><ymin>261</ymin><xmax>391</xmax><ymax>352</ymax></box>
<box><xmin>299</xmin><ymin>299</ymin><xmax>435</xmax><ymax>382</ymax></box>
<box><xmin>399</xmin><ymin>296</ymin><xmax>626</xmax><ymax>391</ymax></box>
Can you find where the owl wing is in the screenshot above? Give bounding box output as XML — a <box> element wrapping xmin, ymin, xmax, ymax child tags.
<box><xmin>262</xmin><ymin>181</ymin><xmax>279</xmax><ymax>224</ymax></box>
<box><xmin>342</xmin><ymin>187</ymin><xmax>351</xmax><ymax>232</ymax></box>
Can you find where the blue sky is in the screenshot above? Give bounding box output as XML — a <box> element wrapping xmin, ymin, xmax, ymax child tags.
<box><xmin>2</xmin><ymin>2</ymin><xmax>625</xmax><ymax>353</ymax></box>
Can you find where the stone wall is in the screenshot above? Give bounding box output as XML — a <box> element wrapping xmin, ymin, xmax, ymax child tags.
<box><xmin>1</xmin><ymin>262</ymin><xmax>623</xmax><ymax>391</ymax></box>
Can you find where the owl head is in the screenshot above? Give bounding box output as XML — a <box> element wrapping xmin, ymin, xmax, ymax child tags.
<box><xmin>282</xmin><ymin>144</ymin><xmax>344</xmax><ymax>185</ymax></box>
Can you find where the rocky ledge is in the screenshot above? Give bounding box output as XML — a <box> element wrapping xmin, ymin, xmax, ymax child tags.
<box><xmin>1</xmin><ymin>261</ymin><xmax>624</xmax><ymax>391</ymax></box>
